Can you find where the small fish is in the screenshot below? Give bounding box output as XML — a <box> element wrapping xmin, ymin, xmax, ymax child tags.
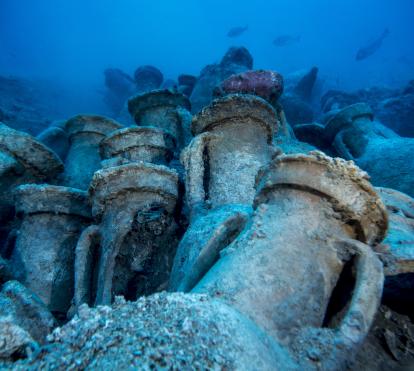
<box><xmin>227</xmin><ymin>25</ymin><xmax>248</xmax><ymax>38</ymax></box>
<box><xmin>272</xmin><ymin>35</ymin><xmax>301</xmax><ymax>47</ymax></box>
<box><xmin>356</xmin><ymin>28</ymin><xmax>390</xmax><ymax>61</ymax></box>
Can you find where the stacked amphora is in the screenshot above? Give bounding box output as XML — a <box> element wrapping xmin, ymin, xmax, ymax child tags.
<box><xmin>74</xmin><ymin>89</ymin><xmax>191</xmax><ymax>308</ymax></box>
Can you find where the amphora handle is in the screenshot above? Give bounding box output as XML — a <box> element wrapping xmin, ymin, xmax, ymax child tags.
<box><xmin>295</xmin><ymin>238</ymin><xmax>383</xmax><ymax>368</ymax></box>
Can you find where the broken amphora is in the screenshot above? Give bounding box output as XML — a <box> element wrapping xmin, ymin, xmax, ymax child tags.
<box><xmin>74</xmin><ymin>162</ymin><xmax>179</xmax><ymax>308</ymax></box>
<box><xmin>61</xmin><ymin>115</ymin><xmax>122</xmax><ymax>189</ymax></box>
<box><xmin>191</xmin><ymin>152</ymin><xmax>387</xmax><ymax>369</ymax></box>
<box><xmin>324</xmin><ymin>103</ymin><xmax>414</xmax><ymax>197</ymax></box>
<box><xmin>99</xmin><ymin>126</ymin><xmax>175</xmax><ymax>168</ymax></box>
<box><xmin>9</xmin><ymin>184</ymin><xmax>91</xmax><ymax>315</ymax></box>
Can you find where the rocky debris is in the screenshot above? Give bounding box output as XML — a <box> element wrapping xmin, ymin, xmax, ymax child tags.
<box><xmin>350</xmin><ymin>305</ymin><xmax>414</xmax><ymax>370</ymax></box>
<box><xmin>0</xmin><ymin>293</ymin><xmax>296</xmax><ymax>370</ymax></box>
<box><xmin>190</xmin><ymin>46</ymin><xmax>254</xmax><ymax>113</ymax></box>
<box><xmin>0</xmin><ymin>317</ymin><xmax>36</xmax><ymax>360</ymax></box>
<box><xmin>0</xmin><ymin>281</ymin><xmax>56</xmax><ymax>346</ymax></box>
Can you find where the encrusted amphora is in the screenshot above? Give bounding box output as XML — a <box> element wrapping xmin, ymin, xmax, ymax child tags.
<box><xmin>324</xmin><ymin>103</ymin><xmax>414</xmax><ymax>197</ymax></box>
<box><xmin>74</xmin><ymin>163</ymin><xmax>179</xmax><ymax>308</ymax></box>
<box><xmin>188</xmin><ymin>152</ymin><xmax>387</xmax><ymax>369</ymax></box>
<box><xmin>61</xmin><ymin>115</ymin><xmax>122</xmax><ymax>189</ymax></box>
<box><xmin>128</xmin><ymin>89</ymin><xmax>192</xmax><ymax>149</ymax></box>
<box><xmin>169</xmin><ymin>94</ymin><xmax>277</xmax><ymax>290</ymax></box>
<box><xmin>0</xmin><ymin>123</ymin><xmax>63</xmax><ymax>249</ymax></box>
<box><xmin>99</xmin><ymin>126</ymin><xmax>175</xmax><ymax>168</ymax></box>
<box><xmin>9</xmin><ymin>185</ymin><xmax>91</xmax><ymax>315</ymax></box>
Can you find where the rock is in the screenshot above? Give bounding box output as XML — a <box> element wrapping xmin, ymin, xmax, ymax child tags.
<box><xmin>350</xmin><ymin>305</ymin><xmax>414</xmax><ymax>370</ymax></box>
<box><xmin>0</xmin><ymin>281</ymin><xmax>56</xmax><ymax>344</ymax></box>
<box><xmin>0</xmin><ymin>318</ymin><xmax>35</xmax><ymax>360</ymax></box>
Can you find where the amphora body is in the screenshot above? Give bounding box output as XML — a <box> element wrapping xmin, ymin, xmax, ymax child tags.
<box><xmin>74</xmin><ymin>163</ymin><xmax>179</xmax><ymax>308</ymax></box>
<box><xmin>9</xmin><ymin>185</ymin><xmax>90</xmax><ymax>314</ymax></box>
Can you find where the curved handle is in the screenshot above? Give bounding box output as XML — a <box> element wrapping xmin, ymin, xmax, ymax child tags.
<box><xmin>73</xmin><ymin>225</ymin><xmax>101</xmax><ymax>310</ymax></box>
<box><xmin>295</xmin><ymin>238</ymin><xmax>383</xmax><ymax>368</ymax></box>
<box><xmin>181</xmin><ymin>132</ymin><xmax>216</xmax><ymax>220</ymax></box>
<box><xmin>332</xmin><ymin>131</ymin><xmax>355</xmax><ymax>160</ymax></box>
<box><xmin>333</xmin><ymin>238</ymin><xmax>383</xmax><ymax>345</ymax></box>
<box><xmin>169</xmin><ymin>205</ymin><xmax>251</xmax><ymax>292</ymax></box>
<box><xmin>176</xmin><ymin>107</ymin><xmax>193</xmax><ymax>148</ymax></box>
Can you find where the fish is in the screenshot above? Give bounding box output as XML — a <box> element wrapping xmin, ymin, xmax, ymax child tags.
<box><xmin>356</xmin><ymin>28</ymin><xmax>390</xmax><ymax>61</ymax></box>
<box><xmin>272</xmin><ymin>35</ymin><xmax>301</xmax><ymax>47</ymax></box>
<box><xmin>227</xmin><ymin>25</ymin><xmax>248</xmax><ymax>38</ymax></box>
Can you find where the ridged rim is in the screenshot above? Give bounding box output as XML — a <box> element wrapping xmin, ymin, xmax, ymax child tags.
<box><xmin>128</xmin><ymin>89</ymin><xmax>191</xmax><ymax>120</ymax></box>
<box><xmin>89</xmin><ymin>162</ymin><xmax>179</xmax><ymax>217</ymax></box>
<box><xmin>0</xmin><ymin>123</ymin><xmax>63</xmax><ymax>177</ymax></box>
<box><xmin>14</xmin><ymin>184</ymin><xmax>91</xmax><ymax>218</ymax></box>
<box><xmin>255</xmin><ymin>151</ymin><xmax>388</xmax><ymax>245</ymax></box>
<box><xmin>65</xmin><ymin>115</ymin><xmax>122</xmax><ymax>138</ymax></box>
<box><xmin>100</xmin><ymin>126</ymin><xmax>175</xmax><ymax>159</ymax></box>
<box><xmin>324</xmin><ymin>103</ymin><xmax>373</xmax><ymax>142</ymax></box>
<box><xmin>191</xmin><ymin>94</ymin><xmax>276</xmax><ymax>142</ymax></box>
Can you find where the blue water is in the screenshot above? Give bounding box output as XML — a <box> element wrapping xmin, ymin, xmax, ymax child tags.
<box><xmin>1</xmin><ymin>0</ymin><xmax>413</xmax><ymax>114</ymax></box>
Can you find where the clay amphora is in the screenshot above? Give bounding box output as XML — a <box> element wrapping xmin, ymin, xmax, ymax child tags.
<box><xmin>61</xmin><ymin>115</ymin><xmax>122</xmax><ymax>189</ymax></box>
<box><xmin>99</xmin><ymin>126</ymin><xmax>175</xmax><ymax>168</ymax></box>
<box><xmin>169</xmin><ymin>94</ymin><xmax>277</xmax><ymax>290</ymax></box>
<box><xmin>74</xmin><ymin>163</ymin><xmax>179</xmax><ymax>308</ymax></box>
<box><xmin>324</xmin><ymin>103</ymin><xmax>414</xmax><ymax>197</ymax></box>
<box><xmin>191</xmin><ymin>152</ymin><xmax>387</xmax><ymax>369</ymax></box>
<box><xmin>128</xmin><ymin>89</ymin><xmax>192</xmax><ymax>149</ymax></box>
<box><xmin>183</xmin><ymin>93</ymin><xmax>277</xmax><ymax>216</ymax></box>
<box><xmin>9</xmin><ymin>185</ymin><xmax>91</xmax><ymax>315</ymax></box>
<box><xmin>0</xmin><ymin>123</ymin><xmax>63</xmax><ymax>250</ymax></box>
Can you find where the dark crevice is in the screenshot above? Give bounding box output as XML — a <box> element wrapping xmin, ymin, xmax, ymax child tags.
<box><xmin>202</xmin><ymin>144</ymin><xmax>211</xmax><ymax>203</ymax></box>
<box><xmin>323</xmin><ymin>255</ymin><xmax>357</xmax><ymax>328</ymax></box>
